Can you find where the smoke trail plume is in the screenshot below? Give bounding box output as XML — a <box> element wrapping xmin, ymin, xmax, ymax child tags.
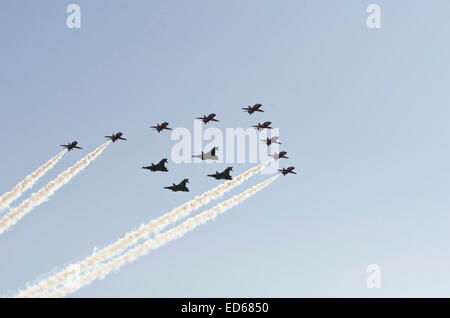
<box><xmin>0</xmin><ymin>151</ymin><xmax>66</xmax><ymax>211</ymax></box>
<box><xmin>16</xmin><ymin>160</ymin><xmax>270</xmax><ymax>298</ymax></box>
<box><xmin>48</xmin><ymin>175</ymin><xmax>278</xmax><ymax>298</ymax></box>
<box><xmin>0</xmin><ymin>142</ymin><xmax>110</xmax><ymax>236</ymax></box>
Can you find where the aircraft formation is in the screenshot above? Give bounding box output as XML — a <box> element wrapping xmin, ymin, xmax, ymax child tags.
<box><xmin>59</xmin><ymin>103</ymin><xmax>296</xmax><ymax>193</ymax></box>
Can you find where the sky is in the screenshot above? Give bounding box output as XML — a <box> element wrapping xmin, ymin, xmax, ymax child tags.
<box><xmin>0</xmin><ymin>0</ymin><xmax>450</xmax><ymax>297</ymax></box>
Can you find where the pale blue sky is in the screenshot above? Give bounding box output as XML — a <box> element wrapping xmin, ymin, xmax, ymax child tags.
<box><xmin>1</xmin><ymin>0</ymin><xmax>450</xmax><ymax>297</ymax></box>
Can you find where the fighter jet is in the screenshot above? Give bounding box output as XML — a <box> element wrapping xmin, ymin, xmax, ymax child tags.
<box><xmin>253</xmin><ymin>121</ymin><xmax>273</xmax><ymax>131</ymax></box>
<box><xmin>197</xmin><ymin>113</ymin><xmax>219</xmax><ymax>124</ymax></box>
<box><xmin>105</xmin><ymin>132</ymin><xmax>127</xmax><ymax>143</ymax></box>
<box><xmin>150</xmin><ymin>122</ymin><xmax>172</xmax><ymax>133</ymax></box>
<box><xmin>242</xmin><ymin>103</ymin><xmax>264</xmax><ymax>115</ymax></box>
<box><xmin>207</xmin><ymin>167</ymin><xmax>233</xmax><ymax>180</ymax></box>
<box><xmin>142</xmin><ymin>159</ymin><xmax>168</xmax><ymax>172</ymax></box>
<box><xmin>164</xmin><ymin>179</ymin><xmax>189</xmax><ymax>192</ymax></box>
<box><xmin>192</xmin><ymin>146</ymin><xmax>219</xmax><ymax>160</ymax></box>
<box><xmin>60</xmin><ymin>141</ymin><xmax>82</xmax><ymax>151</ymax></box>
<box><xmin>278</xmin><ymin>166</ymin><xmax>296</xmax><ymax>176</ymax></box>
<box><xmin>270</xmin><ymin>151</ymin><xmax>288</xmax><ymax>160</ymax></box>
<box><xmin>262</xmin><ymin>136</ymin><xmax>281</xmax><ymax>146</ymax></box>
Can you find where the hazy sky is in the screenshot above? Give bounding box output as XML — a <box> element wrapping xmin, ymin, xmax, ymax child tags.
<box><xmin>1</xmin><ymin>0</ymin><xmax>450</xmax><ymax>297</ymax></box>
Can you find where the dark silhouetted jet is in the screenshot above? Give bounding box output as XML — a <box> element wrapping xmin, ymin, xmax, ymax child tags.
<box><xmin>242</xmin><ymin>104</ymin><xmax>264</xmax><ymax>115</ymax></box>
<box><xmin>105</xmin><ymin>132</ymin><xmax>127</xmax><ymax>143</ymax></box>
<box><xmin>60</xmin><ymin>141</ymin><xmax>82</xmax><ymax>151</ymax></box>
<box><xmin>150</xmin><ymin>122</ymin><xmax>172</xmax><ymax>133</ymax></box>
<box><xmin>164</xmin><ymin>179</ymin><xmax>189</xmax><ymax>192</ymax></box>
<box><xmin>270</xmin><ymin>151</ymin><xmax>288</xmax><ymax>160</ymax></box>
<box><xmin>262</xmin><ymin>136</ymin><xmax>281</xmax><ymax>146</ymax></box>
<box><xmin>208</xmin><ymin>167</ymin><xmax>233</xmax><ymax>180</ymax></box>
<box><xmin>192</xmin><ymin>146</ymin><xmax>219</xmax><ymax>160</ymax></box>
<box><xmin>142</xmin><ymin>159</ymin><xmax>168</xmax><ymax>172</ymax></box>
<box><xmin>278</xmin><ymin>166</ymin><xmax>296</xmax><ymax>176</ymax></box>
<box><xmin>253</xmin><ymin>121</ymin><xmax>272</xmax><ymax>131</ymax></box>
<box><xmin>197</xmin><ymin>113</ymin><xmax>219</xmax><ymax>124</ymax></box>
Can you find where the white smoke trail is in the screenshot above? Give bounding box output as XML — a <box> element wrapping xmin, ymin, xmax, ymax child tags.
<box><xmin>16</xmin><ymin>160</ymin><xmax>270</xmax><ymax>298</ymax></box>
<box><xmin>0</xmin><ymin>151</ymin><xmax>66</xmax><ymax>212</ymax></box>
<box><xmin>48</xmin><ymin>175</ymin><xmax>278</xmax><ymax>298</ymax></box>
<box><xmin>0</xmin><ymin>142</ymin><xmax>110</xmax><ymax>236</ymax></box>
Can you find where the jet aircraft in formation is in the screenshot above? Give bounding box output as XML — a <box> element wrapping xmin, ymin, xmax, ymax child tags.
<box><xmin>60</xmin><ymin>102</ymin><xmax>295</xmax><ymax>195</ymax></box>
